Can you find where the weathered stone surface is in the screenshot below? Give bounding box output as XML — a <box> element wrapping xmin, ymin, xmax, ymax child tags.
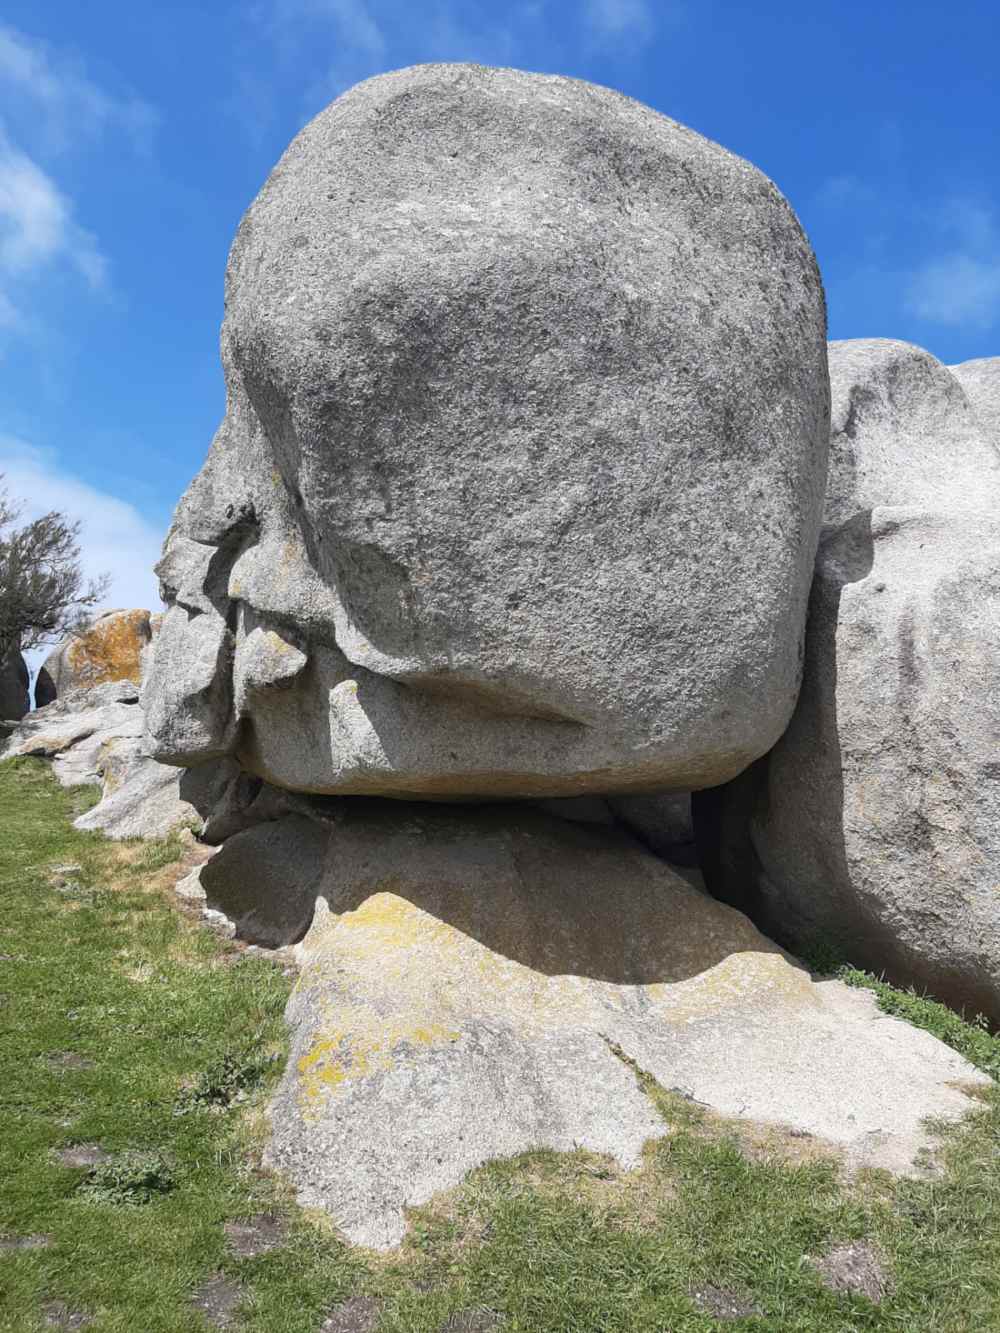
<box><xmin>950</xmin><ymin>355</ymin><xmax>1000</xmax><ymax>449</ymax></box>
<box><xmin>143</xmin><ymin>62</ymin><xmax>829</xmax><ymax>800</ymax></box>
<box><xmin>0</xmin><ymin>643</ymin><xmax>29</xmax><ymax>721</ymax></box>
<box><xmin>73</xmin><ymin>733</ymin><xmax>199</xmax><ymax>840</ymax></box>
<box><xmin>35</xmin><ymin>610</ymin><xmax>153</xmax><ymax>707</ymax></box>
<box><xmin>193</xmin><ymin>816</ymin><xmax>329</xmax><ymax>947</ymax></box>
<box><xmin>1</xmin><ymin>678</ymin><xmax>197</xmax><ymax>840</ymax></box>
<box><xmin>825</xmin><ymin>340</ymin><xmax>1000</xmax><ymax>524</ymax></box>
<box><xmin>607</xmin><ymin>792</ymin><xmax>696</xmax><ymax>864</ymax></box>
<box><xmin>2</xmin><ymin>680</ymin><xmax>142</xmax><ymax>785</ymax></box>
<box><xmin>262</xmin><ymin>801</ymin><xmax>986</xmax><ymax>1249</ymax></box>
<box><xmin>698</xmin><ymin>508</ymin><xmax>1000</xmax><ymax>1020</ymax></box>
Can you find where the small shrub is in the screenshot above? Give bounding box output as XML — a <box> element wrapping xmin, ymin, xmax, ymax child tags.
<box><xmin>176</xmin><ymin>1044</ymin><xmax>279</xmax><ymax>1113</ymax></box>
<box><xmin>77</xmin><ymin>1150</ymin><xmax>176</xmax><ymax>1206</ymax></box>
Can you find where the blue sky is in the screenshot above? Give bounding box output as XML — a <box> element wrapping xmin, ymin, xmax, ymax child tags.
<box><xmin>1</xmin><ymin>0</ymin><xmax>998</xmax><ymax>630</ymax></box>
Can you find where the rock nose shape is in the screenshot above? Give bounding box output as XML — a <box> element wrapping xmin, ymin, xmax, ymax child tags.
<box><xmin>143</xmin><ymin>62</ymin><xmax>831</xmax><ymax>799</ymax></box>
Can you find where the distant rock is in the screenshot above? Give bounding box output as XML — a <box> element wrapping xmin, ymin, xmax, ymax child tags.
<box><xmin>698</xmin><ymin>340</ymin><xmax>1000</xmax><ymax>1020</ymax></box>
<box><xmin>2</xmin><ymin>680</ymin><xmax>197</xmax><ymax>842</ymax></box>
<box><xmin>143</xmin><ymin>62</ymin><xmax>830</xmax><ymax>799</ymax></box>
<box><xmin>0</xmin><ymin>643</ymin><xmax>29</xmax><ymax>721</ymax></box>
<box><xmin>825</xmin><ymin>339</ymin><xmax>1000</xmax><ymax>524</ymax></box>
<box><xmin>261</xmin><ymin>800</ymin><xmax>986</xmax><ymax>1249</ymax></box>
<box><xmin>3</xmin><ymin>680</ymin><xmax>143</xmax><ymax>786</ymax></box>
<box><xmin>950</xmin><ymin>355</ymin><xmax>1000</xmax><ymax>449</ymax></box>
<box><xmin>35</xmin><ymin>610</ymin><xmax>154</xmax><ymax>708</ymax></box>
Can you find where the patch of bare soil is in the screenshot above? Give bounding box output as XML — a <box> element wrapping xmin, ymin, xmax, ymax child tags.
<box><xmin>440</xmin><ymin>1311</ymin><xmax>505</xmax><ymax>1332</ymax></box>
<box><xmin>41</xmin><ymin>1301</ymin><xmax>92</xmax><ymax>1329</ymax></box>
<box><xmin>53</xmin><ymin>1144</ymin><xmax>110</xmax><ymax>1168</ymax></box>
<box><xmin>223</xmin><ymin>1213</ymin><xmax>289</xmax><ymax>1259</ymax></box>
<box><xmin>0</xmin><ymin>1233</ymin><xmax>51</xmax><ymax>1251</ymax></box>
<box><xmin>690</xmin><ymin>1284</ymin><xmax>762</xmax><ymax>1320</ymax></box>
<box><xmin>810</xmin><ymin>1240</ymin><xmax>891</xmax><ymax>1302</ymax></box>
<box><xmin>46</xmin><ymin>1052</ymin><xmax>95</xmax><ymax>1072</ymax></box>
<box><xmin>320</xmin><ymin>1296</ymin><xmax>381</xmax><ymax>1331</ymax></box>
<box><xmin>190</xmin><ymin>1274</ymin><xmax>246</xmax><ymax>1328</ymax></box>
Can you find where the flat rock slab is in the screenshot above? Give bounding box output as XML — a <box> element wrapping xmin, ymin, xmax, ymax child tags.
<box><xmin>263</xmin><ymin>803</ymin><xmax>989</xmax><ymax>1250</ymax></box>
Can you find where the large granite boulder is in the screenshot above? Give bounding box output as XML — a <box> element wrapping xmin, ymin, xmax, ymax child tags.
<box><xmin>697</xmin><ymin>341</ymin><xmax>1000</xmax><ymax>1020</ymax></box>
<box><xmin>0</xmin><ymin>643</ymin><xmax>29</xmax><ymax>721</ymax></box>
<box><xmin>187</xmin><ymin>800</ymin><xmax>987</xmax><ymax>1250</ymax></box>
<box><xmin>35</xmin><ymin>609</ymin><xmax>155</xmax><ymax>708</ymax></box>
<box><xmin>143</xmin><ymin>63</ymin><xmax>830</xmax><ymax>799</ymax></box>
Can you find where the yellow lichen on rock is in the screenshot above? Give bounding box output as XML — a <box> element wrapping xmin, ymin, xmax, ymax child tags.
<box><xmin>65</xmin><ymin>610</ymin><xmax>151</xmax><ymax>687</ymax></box>
<box><xmin>296</xmin><ymin>1011</ymin><xmax>461</xmax><ymax>1120</ymax></box>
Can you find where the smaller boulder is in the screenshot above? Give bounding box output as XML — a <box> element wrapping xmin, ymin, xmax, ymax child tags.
<box><xmin>0</xmin><ymin>643</ymin><xmax>29</xmax><ymax>721</ymax></box>
<box><xmin>35</xmin><ymin>610</ymin><xmax>154</xmax><ymax>707</ymax></box>
<box><xmin>825</xmin><ymin>340</ymin><xmax>1000</xmax><ymax>523</ymax></box>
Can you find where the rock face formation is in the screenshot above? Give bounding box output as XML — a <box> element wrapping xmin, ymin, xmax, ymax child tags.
<box><xmin>35</xmin><ymin>609</ymin><xmax>156</xmax><ymax>708</ymax></box>
<box><xmin>131</xmin><ymin>65</ymin><xmax>996</xmax><ymax>1253</ymax></box>
<box><xmin>698</xmin><ymin>339</ymin><xmax>1000</xmax><ymax>1021</ymax></box>
<box><xmin>174</xmin><ymin>798</ymin><xmax>986</xmax><ymax>1249</ymax></box>
<box><xmin>143</xmin><ymin>62</ymin><xmax>830</xmax><ymax>800</ymax></box>
<box><xmin>0</xmin><ymin>643</ymin><xmax>29</xmax><ymax>721</ymax></box>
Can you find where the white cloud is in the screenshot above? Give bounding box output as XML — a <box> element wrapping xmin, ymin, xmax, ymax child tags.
<box><xmin>815</xmin><ymin>174</ymin><xmax>878</xmax><ymax>212</ymax></box>
<box><xmin>582</xmin><ymin>0</ymin><xmax>655</xmax><ymax>44</ymax></box>
<box><xmin>0</xmin><ymin>23</ymin><xmax>158</xmax><ymax>155</ymax></box>
<box><xmin>906</xmin><ymin>253</ymin><xmax>1000</xmax><ymax>329</ymax></box>
<box><xmin>905</xmin><ymin>199</ymin><xmax>1000</xmax><ymax>331</ymax></box>
<box><xmin>0</xmin><ymin>132</ymin><xmax>106</xmax><ymax>291</ymax></box>
<box><xmin>0</xmin><ymin>438</ymin><xmax>164</xmax><ymax>675</ymax></box>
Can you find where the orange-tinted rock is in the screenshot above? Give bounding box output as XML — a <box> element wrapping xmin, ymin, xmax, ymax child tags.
<box><xmin>34</xmin><ymin>611</ymin><xmax>153</xmax><ymax>707</ymax></box>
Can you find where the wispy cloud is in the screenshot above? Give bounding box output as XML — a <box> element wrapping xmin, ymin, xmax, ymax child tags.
<box><xmin>906</xmin><ymin>253</ymin><xmax>1000</xmax><ymax>329</ymax></box>
<box><xmin>582</xmin><ymin>0</ymin><xmax>656</xmax><ymax>46</ymax></box>
<box><xmin>0</xmin><ymin>23</ymin><xmax>152</xmax><ymax>342</ymax></box>
<box><xmin>0</xmin><ymin>132</ymin><xmax>106</xmax><ymax>290</ymax></box>
<box><xmin>906</xmin><ymin>199</ymin><xmax>1000</xmax><ymax>331</ymax></box>
<box><xmin>242</xmin><ymin>0</ymin><xmax>659</xmax><ymax>139</ymax></box>
<box><xmin>0</xmin><ymin>23</ymin><xmax>158</xmax><ymax>155</ymax></box>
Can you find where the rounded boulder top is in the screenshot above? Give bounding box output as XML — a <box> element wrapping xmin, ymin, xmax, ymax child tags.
<box><xmin>146</xmin><ymin>63</ymin><xmax>830</xmax><ymax>798</ymax></box>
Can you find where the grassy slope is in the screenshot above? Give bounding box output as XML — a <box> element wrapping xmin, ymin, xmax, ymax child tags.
<box><xmin>0</xmin><ymin>757</ymin><xmax>998</xmax><ymax>1332</ymax></box>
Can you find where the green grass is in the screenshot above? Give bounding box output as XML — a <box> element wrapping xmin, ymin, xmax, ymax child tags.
<box><xmin>1</xmin><ymin>757</ymin><xmax>999</xmax><ymax>1331</ymax></box>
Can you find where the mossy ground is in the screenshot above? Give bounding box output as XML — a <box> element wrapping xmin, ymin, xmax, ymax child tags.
<box><xmin>2</xmin><ymin>757</ymin><xmax>999</xmax><ymax>1331</ymax></box>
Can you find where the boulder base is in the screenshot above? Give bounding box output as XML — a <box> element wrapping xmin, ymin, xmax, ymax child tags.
<box><xmin>255</xmin><ymin>802</ymin><xmax>986</xmax><ymax>1249</ymax></box>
